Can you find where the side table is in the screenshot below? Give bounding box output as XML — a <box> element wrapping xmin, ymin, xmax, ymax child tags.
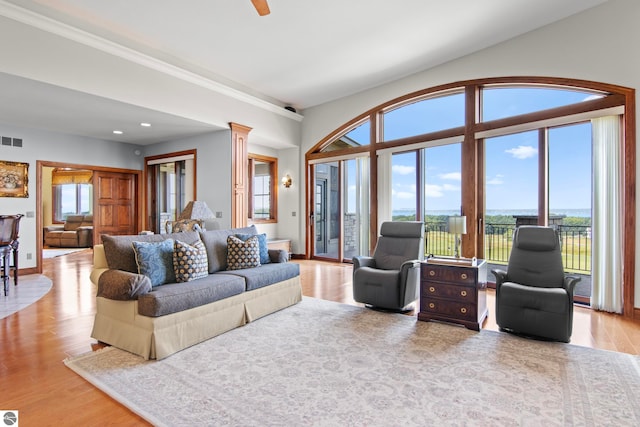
<box><xmin>417</xmin><ymin>259</ymin><xmax>488</xmax><ymax>331</ymax></box>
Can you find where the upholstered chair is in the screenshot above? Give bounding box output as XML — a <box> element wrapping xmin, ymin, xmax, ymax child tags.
<box><xmin>352</xmin><ymin>221</ymin><xmax>424</xmax><ymax>311</ymax></box>
<box><xmin>492</xmin><ymin>226</ymin><xmax>580</xmax><ymax>342</ymax></box>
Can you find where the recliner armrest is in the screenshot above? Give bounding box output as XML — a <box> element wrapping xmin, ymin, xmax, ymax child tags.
<box><xmin>353</xmin><ymin>256</ymin><xmax>375</xmax><ymax>271</ymax></box>
<box><xmin>491</xmin><ymin>269</ymin><xmax>508</xmax><ymax>287</ymax></box>
<box><xmin>564</xmin><ymin>275</ymin><xmax>581</xmax><ymax>295</ymax></box>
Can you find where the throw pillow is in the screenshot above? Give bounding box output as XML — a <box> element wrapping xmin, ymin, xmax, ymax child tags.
<box><xmin>132</xmin><ymin>239</ymin><xmax>176</xmax><ymax>286</ymax></box>
<box><xmin>226</xmin><ymin>235</ymin><xmax>260</xmax><ymax>270</ymax></box>
<box><xmin>173</xmin><ymin>239</ymin><xmax>209</xmax><ymax>282</ymax></box>
<box><xmin>235</xmin><ymin>233</ymin><xmax>270</xmax><ymax>264</ymax></box>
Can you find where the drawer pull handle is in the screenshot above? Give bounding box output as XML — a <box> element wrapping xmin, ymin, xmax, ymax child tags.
<box><xmin>460</xmin><ymin>307</ymin><xmax>467</xmax><ymax>314</ymax></box>
<box><xmin>460</xmin><ymin>290</ymin><xmax>467</xmax><ymax>297</ymax></box>
<box><xmin>429</xmin><ymin>303</ymin><xmax>435</xmax><ymax>309</ymax></box>
<box><xmin>429</xmin><ymin>286</ymin><xmax>435</xmax><ymax>293</ymax></box>
<box><xmin>460</xmin><ymin>273</ymin><xmax>468</xmax><ymax>280</ymax></box>
<box><xmin>429</xmin><ymin>270</ymin><xmax>435</xmax><ymax>277</ymax></box>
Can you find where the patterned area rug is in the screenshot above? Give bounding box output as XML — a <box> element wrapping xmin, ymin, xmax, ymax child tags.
<box><xmin>0</xmin><ymin>274</ymin><xmax>52</xmax><ymax>319</ymax></box>
<box><xmin>43</xmin><ymin>248</ymin><xmax>88</xmax><ymax>259</ymax></box>
<box><xmin>65</xmin><ymin>297</ymin><xmax>640</xmax><ymax>426</ymax></box>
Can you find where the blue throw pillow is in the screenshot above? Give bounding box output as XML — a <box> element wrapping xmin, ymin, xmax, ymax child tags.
<box><xmin>132</xmin><ymin>239</ymin><xmax>176</xmax><ymax>286</ymax></box>
<box><xmin>235</xmin><ymin>233</ymin><xmax>270</xmax><ymax>264</ymax></box>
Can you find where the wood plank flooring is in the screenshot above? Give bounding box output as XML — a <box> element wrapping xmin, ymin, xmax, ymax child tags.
<box><xmin>1</xmin><ymin>251</ymin><xmax>639</xmax><ymax>426</ymax></box>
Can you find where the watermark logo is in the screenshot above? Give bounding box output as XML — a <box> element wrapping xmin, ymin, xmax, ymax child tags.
<box><xmin>1</xmin><ymin>411</ymin><xmax>18</xmax><ymax>426</ymax></box>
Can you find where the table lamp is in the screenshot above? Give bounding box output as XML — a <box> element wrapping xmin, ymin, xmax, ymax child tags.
<box><xmin>448</xmin><ymin>215</ymin><xmax>467</xmax><ymax>258</ymax></box>
<box><xmin>179</xmin><ymin>201</ymin><xmax>214</xmax><ymax>230</ymax></box>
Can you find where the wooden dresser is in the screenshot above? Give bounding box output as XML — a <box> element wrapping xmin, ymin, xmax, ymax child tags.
<box><xmin>418</xmin><ymin>259</ymin><xmax>488</xmax><ymax>331</ymax></box>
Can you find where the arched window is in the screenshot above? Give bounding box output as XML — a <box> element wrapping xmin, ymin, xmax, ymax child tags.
<box><xmin>306</xmin><ymin>77</ymin><xmax>635</xmax><ymax>315</ymax></box>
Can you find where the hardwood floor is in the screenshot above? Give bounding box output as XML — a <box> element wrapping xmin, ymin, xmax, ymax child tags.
<box><xmin>1</xmin><ymin>252</ymin><xmax>639</xmax><ymax>425</ymax></box>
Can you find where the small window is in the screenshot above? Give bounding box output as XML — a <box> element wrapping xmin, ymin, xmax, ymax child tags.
<box><xmin>383</xmin><ymin>92</ymin><xmax>465</xmax><ymax>141</ymax></box>
<box><xmin>52</xmin><ymin>168</ymin><xmax>93</xmax><ymax>222</ymax></box>
<box><xmin>482</xmin><ymin>86</ymin><xmax>605</xmax><ymax>122</ymax></box>
<box><xmin>248</xmin><ymin>154</ymin><xmax>277</xmax><ymax>223</ymax></box>
<box><xmin>321</xmin><ymin>120</ymin><xmax>370</xmax><ymax>152</ymax></box>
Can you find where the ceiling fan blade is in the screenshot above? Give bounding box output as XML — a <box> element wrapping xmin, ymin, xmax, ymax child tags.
<box><xmin>251</xmin><ymin>0</ymin><xmax>270</xmax><ymax>16</ymax></box>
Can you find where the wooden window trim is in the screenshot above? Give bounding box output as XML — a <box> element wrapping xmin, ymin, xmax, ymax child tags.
<box><xmin>248</xmin><ymin>153</ymin><xmax>278</xmax><ymax>224</ymax></box>
<box><xmin>305</xmin><ymin>76</ymin><xmax>635</xmax><ymax>319</ymax></box>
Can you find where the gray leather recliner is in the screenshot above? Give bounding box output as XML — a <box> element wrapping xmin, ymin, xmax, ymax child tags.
<box><xmin>492</xmin><ymin>225</ymin><xmax>581</xmax><ymax>342</ymax></box>
<box><xmin>352</xmin><ymin>221</ymin><xmax>424</xmax><ymax>311</ymax></box>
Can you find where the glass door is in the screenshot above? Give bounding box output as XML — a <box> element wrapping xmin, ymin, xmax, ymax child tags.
<box><xmin>313</xmin><ymin>157</ymin><xmax>370</xmax><ymax>261</ymax></box>
<box><xmin>483</xmin><ymin>130</ymin><xmax>539</xmax><ymax>279</ymax></box>
<box><xmin>549</xmin><ymin>123</ymin><xmax>592</xmax><ymax>303</ymax></box>
<box><xmin>148</xmin><ymin>157</ymin><xmax>195</xmax><ymax>234</ymax></box>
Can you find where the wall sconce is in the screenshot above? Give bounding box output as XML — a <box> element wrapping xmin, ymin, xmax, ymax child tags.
<box><xmin>282</xmin><ymin>174</ymin><xmax>292</xmax><ymax>188</ymax></box>
<box><xmin>448</xmin><ymin>215</ymin><xmax>467</xmax><ymax>258</ymax></box>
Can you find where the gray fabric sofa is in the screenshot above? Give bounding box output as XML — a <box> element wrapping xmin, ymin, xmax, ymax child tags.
<box><xmin>90</xmin><ymin>225</ymin><xmax>302</xmax><ymax>360</ymax></box>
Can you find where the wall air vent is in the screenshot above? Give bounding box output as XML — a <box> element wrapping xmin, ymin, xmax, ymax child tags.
<box><xmin>1</xmin><ymin>136</ymin><xmax>23</xmax><ymax>147</ymax></box>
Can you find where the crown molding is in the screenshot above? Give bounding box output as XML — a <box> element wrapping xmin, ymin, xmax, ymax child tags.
<box><xmin>0</xmin><ymin>0</ymin><xmax>304</xmax><ymax>122</ymax></box>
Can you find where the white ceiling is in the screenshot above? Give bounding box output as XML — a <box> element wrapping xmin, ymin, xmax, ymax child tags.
<box><xmin>0</xmin><ymin>0</ymin><xmax>608</xmax><ymax>145</ymax></box>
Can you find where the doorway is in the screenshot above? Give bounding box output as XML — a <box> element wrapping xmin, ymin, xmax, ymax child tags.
<box><xmin>36</xmin><ymin>161</ymin><xmax>141</xmax><ymax>274</ymax></box>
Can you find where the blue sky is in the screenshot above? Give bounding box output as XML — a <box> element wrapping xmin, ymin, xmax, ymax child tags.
<box><xmin>388</xmin><ymin>88</ymin><xmax>595</xmax><ymax>213</ymax></box>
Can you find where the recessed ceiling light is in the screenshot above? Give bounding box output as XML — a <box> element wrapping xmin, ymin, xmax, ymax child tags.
<box><xmin>140</xmin><ymin>122</ymin><xmax>151</xmax><ymax>127</ymax></box>
<box><xmin>113</xmin><ymin>130</ymin><xmax>123</xmax><ymax>135</ymax></box>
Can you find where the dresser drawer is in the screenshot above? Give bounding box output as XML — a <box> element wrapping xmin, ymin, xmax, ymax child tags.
<box><xmin>420</xmin><ymin>298</ymin><xmax>477</xmax><ymax>321</ymax></box>
<box><xmin>421</xmin><ymin>264</ymin><xmax>475</xmax><ymax>285</ymax></box>
<box><xmin>421</xmin><ymin>282</ymin><xmax>475</xmax><ymax>302</ymax></box>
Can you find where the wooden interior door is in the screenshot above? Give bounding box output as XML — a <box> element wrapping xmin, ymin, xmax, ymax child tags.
<box><xmin>94</xmin><ymin>171</ymin><xmax>137</xmax><ymax>242</ymax></box>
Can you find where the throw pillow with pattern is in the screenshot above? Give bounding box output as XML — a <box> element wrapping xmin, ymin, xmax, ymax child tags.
<box><xmin>235</xmin><ymin>233</ymin><xmax>270</xmax><ymax>264</ymax></box>
<box><xmin>132</xmin><ymin>239</ymin><xmax>175</xmax><ymax>287</ymax></box>
<box><xmin>173</xmin><ymin>239</ymin><xmax>209</xmax><ymax>282</ymax></box>
<box><xmin>226</xmin><ymin>235</ymin><xmax>260</xmax><ymax>270</ymax></box>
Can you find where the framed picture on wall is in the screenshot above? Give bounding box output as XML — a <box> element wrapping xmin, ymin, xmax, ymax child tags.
<box><xmin>0</xmin><ymin>160</ymin><xmax>29</xmax><ymax>198</ymax></box>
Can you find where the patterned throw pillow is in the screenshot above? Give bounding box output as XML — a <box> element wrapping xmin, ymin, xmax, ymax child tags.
<box><xmin>132</xmin><ymin>239</ymin><xmax>176</xmax><ymax>287</ymax></box>
<box><xmin>226</xmin><ymin>235</ymin><xmax>260</xmax><ymax>270</ymax></box>
<box><xmin>173</xmin><ymin>239</ymin><xmax>209</xmax><ymax>282</ymax></box>
<box><xmin>235</xmin><ymin>233</ymin><xmax>270</xmax><ymax>264</ymax></box>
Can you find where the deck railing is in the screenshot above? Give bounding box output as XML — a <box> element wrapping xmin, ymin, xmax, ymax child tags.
<box><xmin>424</xmin><ymin>221</ymin><xmax>591</xmax><ymax>274</ymax></box>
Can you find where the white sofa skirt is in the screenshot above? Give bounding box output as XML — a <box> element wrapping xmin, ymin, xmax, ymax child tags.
<box><xmin>91</xmin><ymin>277</ymin><xmax>302</xmax><ymax>360</ymax></box>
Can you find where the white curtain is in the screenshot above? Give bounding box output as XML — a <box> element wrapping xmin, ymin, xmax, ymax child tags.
<box><xmin>591</xmin><ymin>115</ymin><xmax>623</xmax><ymax>312</ymax></box>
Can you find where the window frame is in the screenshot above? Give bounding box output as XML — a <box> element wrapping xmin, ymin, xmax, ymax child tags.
<box><xmin>52</xmin><ymin>182</ymin><xmax>93</xmax><ymax>223</ymax></box>
<box><xmin>305</xmin><ymin>76</ymin><xmax>635</xmax><ymax>318</ymax></box>
<box><xmin>248</xmin><ymin>153</ymin><xmax>278</xmax><ymax>224</ymax></box>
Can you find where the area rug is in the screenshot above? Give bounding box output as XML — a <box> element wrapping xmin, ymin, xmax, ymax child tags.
<box><xmin>0</xmin><ymin>274</ymin><xmax>52</xmax><ymax>319</ymax></box>
<box><xmin>65</xmin><ymin>297</ymin><xmax>640</xmax><ymax>426</ymax></box>
<box><xmin>43</xmin><ymin>248</ymin><xmax>88</xmax><ymax>259</ymax></box>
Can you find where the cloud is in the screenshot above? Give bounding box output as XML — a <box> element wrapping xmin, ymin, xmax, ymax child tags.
<box><xmin>505</xmin><ymin>145</ymin><xmax>538</xmax><ymax>159</ymax></box>
<box><xmin>392</xmin><ymin>165</ymin><xmax>416</xmax><ymax>175</ymax></box>
<box><xmin>424</xmin><ymin>184</ymin><xmax>444</xmax><ymax>198</ymax></box>
<box><xmin>442</xmin><ymin>183</ymin><xmax>460</xmax><ymax>191</ymax></box>
<box><xmin>486</xmin><ymin>174</ymin><xmax>504</xmax><ymax>185</ymax></box>
<box><xmin>438</xmin><ymin>172</ymin><xmax>461</xmax><ymax>181</ymax></box>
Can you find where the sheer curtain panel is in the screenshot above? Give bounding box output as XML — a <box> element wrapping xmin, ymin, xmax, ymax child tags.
<box><xmin>591</xmin><ymin>115</ymin><xmax>623</xmax><ymax>313</ymax></box>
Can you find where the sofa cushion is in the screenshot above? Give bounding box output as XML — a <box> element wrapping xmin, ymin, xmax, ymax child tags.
<box><xmin>199</xmin><ymin>225</ymin><xmax>258</xmax><ymax>273</ymax></box>
<box><xmin>173</xmin><ymin>239</ymin><xmax>209</xmax><ymax>282</ymax></box>
<box><xmin>235</xmin><ymin>232</ymin><xmax>270</xmax><ymax>264</ymax></box>
<box><xmin>133</xmin><ymin>239</ymin><xmax>176</xmax><ymax>287</ymax></box>
<box><xmin>226</xmin><ymin>235</ymin><xmax>260</xmax><ymax>270</ymax></box>
<box><xmin>218</xmin><ymin>262</ymin><xmax>300</xmax><ymax>291</ymax></box>
<box><xmin>97</xmin><ymin>269</ymin><xmax>153</xmax><ymax>300</ymax></box>
<box><xmin>103</xmin><ymin>231</ymin><xmax>201</xmax><ymax>273</ymax></box>
<box><xmin>137</xmin><ymin>274</ymin><xmax>246</xmax><ymax>317</ymax></box>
